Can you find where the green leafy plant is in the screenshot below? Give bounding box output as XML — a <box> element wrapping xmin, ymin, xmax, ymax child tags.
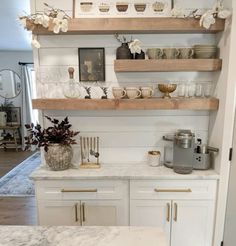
<box><xmin>25</xmin><ymin>116</ymin><xmax>79</xmax><ymax>152</ymax></box>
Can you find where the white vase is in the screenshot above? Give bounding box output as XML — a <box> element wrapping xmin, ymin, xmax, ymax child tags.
<box><xmin>0</xmin><ymin>112</ymin><xmax>7</xmax><ymax>126</ymax></box>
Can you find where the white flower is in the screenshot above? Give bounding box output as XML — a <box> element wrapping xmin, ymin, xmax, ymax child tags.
<box><xmin>171</xmin><ymin>7</ymin><xmax>185</xmax><ymax>18</ymax></box>
<box><xmin>18</xmin><ymin>17</ymin><xmax>27</xmax><ymax>28</ymax></box>
<box><xmin>41</xmin><ymin>14</ymin><xmax>50</xmax><ymax>28</ymax></box>
<box><xmin>200</xmin><ymin>10</ymin><xmax>216</xmax><ymax>29</ymax></box>
<box><xmin>31</xmin><ymin>37</ymin><xmax>41</xmax><ymax>49</ymax></box>
<box><xmin>53</xmin><ymin>17</ymin><xmax>68</xmax><ymax>34</ymax></box>
<box><xmin>129</xmin><ymin>39</ymin><xmax>142</xmax><ymax>54</ymax></box>
<box><xmin>34</xmin><ymin>14</ymin><xmax>50</xmax><ymax>28</ymax></box>
<box><xmin>218</xmin><ymin>9</ymin><xmax>231</xmax><ymax>19</ymax></box>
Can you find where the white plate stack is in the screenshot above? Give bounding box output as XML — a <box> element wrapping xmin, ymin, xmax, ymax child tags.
<box><xmin>193</xmin><ymin>45</ymin><xmax>217</xmax><ymax>59</ymax></box>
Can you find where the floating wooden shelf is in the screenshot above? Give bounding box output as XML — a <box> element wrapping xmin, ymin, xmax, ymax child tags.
<box><xmin>114</xmin><ymin>59</ymin><xmax>222</xmax><ymax>72</ymax></box>
<box><xmin>27</xmin><ymin>18</ymin><xmax>225</xmax><ymax>35</ymax></box>
<box><xmin>32</xmin><ymin>98</ymin><xmax>219</xmax><ymax>111</ymax></box>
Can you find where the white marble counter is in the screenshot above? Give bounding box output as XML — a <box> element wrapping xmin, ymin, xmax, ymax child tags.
<box><xmin>30</xmin><ymin>164</ymin><xmax>219</xmax><ymax>180</ymax></box>
<box><xmin>0</xmin><ymin>226</ymin><xmax>167</xmax><ymax>246</ymax></box>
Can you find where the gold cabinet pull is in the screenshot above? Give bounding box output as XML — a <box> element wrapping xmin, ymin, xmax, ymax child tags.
<box><xmin>74</xmin><ymin>203</ymin><xmax>79</xmax><ymax>222</ymax></box>
<box><xmin>166</xmin><ymin>203</ymin><xmax>170</xmax><ymax>222</ymax></box>
<box><xmin>154</xmin><ymin>188</ymin><xmax>192</xmax><ymax>193</ymax></box>
<box><xmin>81</xmin><ymin>202</ymin><xmax>86</xmax><ymax>222</ymax></box>
<box><xmin>61</xmin><ymin>189</ymin><xmax>98</xmax><ymax>193</ymax></box>
<box><xmin>173</xmin><ymin>203</ymin><xmax>178</xmax><ymax>222</ymax></box>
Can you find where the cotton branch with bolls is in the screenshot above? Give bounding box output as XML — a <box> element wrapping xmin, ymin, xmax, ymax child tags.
<box><xmin>18</xmin><ymin>3</ymin><xmax>70</xmax><ymax>48</ymax></box>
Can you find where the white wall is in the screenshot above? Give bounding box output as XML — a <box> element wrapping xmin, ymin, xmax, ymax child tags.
<box><xmin>32</xmin><ymin>0</ymin><xmax>218</xmax><ymax>165</ymax></box>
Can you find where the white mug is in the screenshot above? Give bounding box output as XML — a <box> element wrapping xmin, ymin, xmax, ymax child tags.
<box><xmin>112</xmin><ymin>87</ymin><xmax>126</xmax><ymax>99</ymax></box>
<box><xmin>148</xmin><ymin>151</ymin><xmax>161</xmax><ymax>167</ymax></box>
<box><xmin>126</xmin><ymin>87</ymin><xmax>141</xmax><ymax>99</ymax></box>
<box><xmin>141</xmin><ymin>87</ymin><xmax>154</xmax><ymax>98</ymax></box>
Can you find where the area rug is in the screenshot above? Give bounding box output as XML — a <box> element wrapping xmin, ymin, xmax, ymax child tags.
<box><xmin>0</xmin><ymin>152</ymin><xmax>41</xmax><ymax>196</ymax></box>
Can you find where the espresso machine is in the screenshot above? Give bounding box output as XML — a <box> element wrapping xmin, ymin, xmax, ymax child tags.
<box><xmin>163</xmin><ymin>129</ymin><xmax>219</xmax><ymax>174</ymax></box>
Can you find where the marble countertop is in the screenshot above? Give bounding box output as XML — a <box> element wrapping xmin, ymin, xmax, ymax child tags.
<box><xmin>0</xmin><ymin>226</ymin><xmax>167</xmax><ymax>246</ymax></box>
<box><xmin>30</xmin><ymin>164</ymin><xmax>219</xmax><ymax>180</ymax></box>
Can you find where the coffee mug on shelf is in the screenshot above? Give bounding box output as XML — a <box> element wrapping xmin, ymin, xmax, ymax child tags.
<box><xmin>141</xmin><ymin>87</ymin><xmax>154</xmax><ymax>98</ymax></box>
<box><xmin>179</xmin><ymin>48</ymin><xmax>194</xmax><ymax>59</ymax></box>
<box><xmin>163</xmin><ymin>48</ymin><xmax>180</xmax><ymax>59</ymax></box>
<box><xmin>146</xmin><ymin>48</ymin><xmax>163</xmax><ymax>59</ymax></box>
<box><xmin>112</xmin><ymin>87</ymin><xmax>126</xmax><ymax>99</ymax></box>
<box><xmin>148</xmin><ymin>151</ymin><xmax>161</xmax><ymax>167</ymax></box>
<box><xmin>126</xmin><ymin>87</ymin><xmax>141</xmax><ymax>99</ymax></box>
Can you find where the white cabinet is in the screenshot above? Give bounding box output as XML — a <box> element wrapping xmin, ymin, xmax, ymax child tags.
<box><xmin>38</xmin><ymin>200</ymin><xmax>81</xmax><ymax>226</ymax></box>
<box><xmin>130</xmin><ymin>180</ymin><xmax>217</xmax><ymax>246</ymax></box>
<box><xmin>171</xmin><ymin>200</ymin><xmax>215</xmax><ymax>246</ymax></box>
<box><xmin>130</xmin><ymin>200</ymin><xmax>171</xmax><ymax>245</ymax></box>
<box><xmin>35</xmin><ymin>180</ymin><xmax>129</xmax><ymax>226</ymax></box>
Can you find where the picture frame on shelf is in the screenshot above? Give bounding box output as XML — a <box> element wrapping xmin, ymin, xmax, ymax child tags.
<box><xmin>78</xmin><ymin>48</ymin><xmax>106</xmax><ymax>82</ymax></box>
<box><xmin>6</xmin><ymin>107</ymin><xmax>21</xmax><ymax>126</ymax></box>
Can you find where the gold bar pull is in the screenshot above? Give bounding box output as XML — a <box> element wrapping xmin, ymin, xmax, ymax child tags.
<box><xmin>74</xmin><ymin>203</ymin><xmax>79</xmax><ymax>222</ymax></box>
<box><xmin>166</xmin><ymin>203</ymin><xmax>170</xmax><ymax>222</ymax></box>
<box><xmin>61</xmin><ymin>189</ymin><xmax>98</xmax><ymax>193</ymax></box>
<box><xmin>82</xmin><ymin>202</ymin><xmax>86</xmax><ymax>222</ymax></box>
<box><xmin>174</xmin><ymin>203</ymin><xmax>178</xmax><ymax>222</ymax></box>
<box><xmin>154</xmin><ymin>188</ymin><xmax>192</xmax><ymax>193</ymax></box>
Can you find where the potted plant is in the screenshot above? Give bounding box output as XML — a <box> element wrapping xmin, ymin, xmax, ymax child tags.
<box><xmin>25</xmin><ymin>116</ymin><xmax>79</xmax><ymax>171</ymax></box>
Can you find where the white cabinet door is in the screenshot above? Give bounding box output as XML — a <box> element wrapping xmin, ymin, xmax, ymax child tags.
<box><xmin>130</xmin><ymin>200</ymin><xmax>171</xmax><ymax>245</ymax></box>
<box><xmin>38</xmin><ymin>201</ymin><xmax>81</xmax><ymax>226</ymax></box>
<box><xmin>81</xmin><ymin>200</ymin><xmax>129</xmax><ymax>226</ymax></box>
<box><xmin>171</xmin><ymin>200</ymin><xmax>215</xmax><ymax>246</ymax></box>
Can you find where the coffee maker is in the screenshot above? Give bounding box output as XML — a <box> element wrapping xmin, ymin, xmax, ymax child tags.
<box><xmin>163</xmin><ymin>129</ymin><xmax>219</xmax><ymax>174</ymax></box>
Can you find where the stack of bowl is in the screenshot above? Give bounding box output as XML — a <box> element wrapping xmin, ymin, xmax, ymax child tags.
<box><xmin>193</xmin><ymin>45</ymin><xmax>217</xmax><ymax>59</ymax></box>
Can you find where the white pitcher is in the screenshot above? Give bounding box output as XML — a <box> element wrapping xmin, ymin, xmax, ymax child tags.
<box><xmin>0</xmin><ymin>112</ymin><xmax>7</xmax><ymax>126</ymax></box>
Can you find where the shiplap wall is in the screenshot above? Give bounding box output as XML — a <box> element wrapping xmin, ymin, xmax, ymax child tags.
<box><xmin>32</xmin><ymin>0</ymin><xmax>217</xmax><ymax>166</ymax></box>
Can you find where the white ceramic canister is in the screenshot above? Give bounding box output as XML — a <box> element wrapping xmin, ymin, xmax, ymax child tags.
<box><xmin>148</xmin><ymin>151</ymin><xmax>161</xmax><ymax>167</ymax></box>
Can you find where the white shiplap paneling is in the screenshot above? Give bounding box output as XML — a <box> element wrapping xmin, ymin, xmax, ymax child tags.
<box><xmin>34</xmin><ymin>2</ymin><xmax>216</xmax><ymax>164</ymax></box>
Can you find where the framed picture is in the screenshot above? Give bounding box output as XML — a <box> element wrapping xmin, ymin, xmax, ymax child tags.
<box><xmin>78</xmin><ymin>48</ymin><xmax>106</xmax><ymax>82</ymax></box>
<box><xmin>7</xmin><ymin>107</ymin><xmax>21</xmax><ymax>126</ymax></box>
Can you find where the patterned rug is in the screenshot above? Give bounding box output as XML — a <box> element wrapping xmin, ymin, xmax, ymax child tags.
<box><xmin>0</xmin><ymin>152</ymin><xmax>41</xmax><ymax>196</ymax></box>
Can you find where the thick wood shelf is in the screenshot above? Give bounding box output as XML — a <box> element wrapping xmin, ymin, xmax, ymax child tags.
<box><xmin>114</xmin><ymin>59</ymin><xmax>222</xmax><ymax>72</ymax></box>
<box><xmin>32</xmin><ymin>98</ymin><xmax>219</xmax><ymax>111</ymax></box>
<box><xmin>27</xmin><ymin>18</ymin><xmax>225</xmax><ymax>35</ymax></box>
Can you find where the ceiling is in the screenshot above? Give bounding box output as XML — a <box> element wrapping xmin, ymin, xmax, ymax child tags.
<box><xmin>0</xmin><ymin>0</ymin><xmax>32</xmax><ymax>51</ymax></box>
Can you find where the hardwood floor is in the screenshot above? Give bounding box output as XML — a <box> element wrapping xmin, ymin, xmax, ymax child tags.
<box><xmin>0</xmin><ymin>149</ymin><xmax>37</xmax><ymax>225</ymax></box>
<box><xmin>0</xmin><ymin>149</ymin><xmax>34</xmax><ymax>177</ymax></box>
<box><xmin>0</xmin><ymin>197</ymin><xmax>37</xmax><ymax>225</ymax></box>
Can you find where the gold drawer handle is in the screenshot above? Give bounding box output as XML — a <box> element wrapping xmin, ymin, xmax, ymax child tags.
<box><xmin>74</xmin><ymin>203</ymin><xmax>79</xmax><ymax>222</ymax></box>
<box><xmin>154</xmin><ymin>188</ymin><xmax>192</xmax><ymax>193</ymax></box>
<box><xmin>166</xmin><ymin>203</ymin><xmax>170</xmax><ymax>222</ymax></box>
<box><xmin>61</xmin><ymin>189</ymin><xmax>98</xmax><ymax>193</ymax></box>
<box><xmin>174</xmin><ymin>203</ymin><xmax>178</xmax><ymax>222</ymax></box>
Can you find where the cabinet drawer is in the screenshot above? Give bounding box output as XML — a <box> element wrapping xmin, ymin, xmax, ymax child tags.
<box><xmin>35</xmin><ymin>180</ymin><xmax>128</xmax><ymax>201</ymax></box>
<box><xmin>130</xmin><ymin>180</ymin><xmax>217</xmax><ymax>200</ymax></box>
